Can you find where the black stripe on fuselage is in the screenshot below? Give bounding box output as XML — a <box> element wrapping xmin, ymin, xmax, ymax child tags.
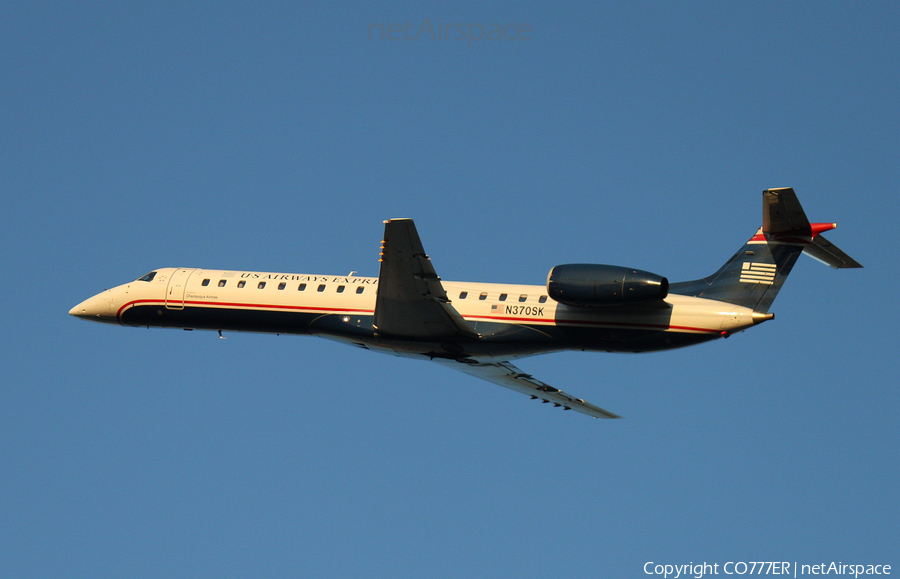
<box><xmin>121</xmin><ymin>305</ymin><xmax>716</xmax><ymax>353</ymax></box>
<box><xmin>121</xmin><ymin>304</ymin><xmax>319</xmax><ymax>335</ymax></box>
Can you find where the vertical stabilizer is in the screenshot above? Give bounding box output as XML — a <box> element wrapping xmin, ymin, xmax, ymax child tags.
<box><xmin>669</xmin><ymin>188</ymin><xmax>861</xmax><ymax>313</ymax></box>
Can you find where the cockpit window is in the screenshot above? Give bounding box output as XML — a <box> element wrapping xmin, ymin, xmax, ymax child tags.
<box><xmin>137</xmin><ymin>272</ymin><xmax>157</xmax><ymax>282</ymax></box>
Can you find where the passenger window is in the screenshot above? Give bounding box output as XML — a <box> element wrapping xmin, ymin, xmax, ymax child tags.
<box><xmin>499</xmin><ymin>293</ymin><xmax>507</xmax><ymax>301</ymax></box>
<box><xmin>299</xmin><ymin>283</ymin><xmax>307</xmax><ymax>291</ymax></box>
<box><xmin>459</xmin><ymin>291</ymin><xmax>468</xmax><ymax>299</ymax></box>
<box><xmin>356</xmin><ymin>286</ymin><xmax>364</xmax><ymax>294</ymax></box>
<box><xmin>317</xmin><ymin>284</ymin><xmax>326</xmax><ymax>292</ymax></box>
<box><xmin>519</xmin><ymin>294</ymin><xmax>527</xmax><ymax>302</ymax></box>
<box><xmin>337</xmin><ymin>285</ymin><xmax>345</xmax><ymax>293</ymax></box>
<box><xmin>539</xmin><ymin>295</ymin><xmax>547</xmax><ymax>303</ymax></box>
<box><xmin>237</xmin><ymin>281</ymin><xmax>246</xmax><ymax>288</ymax></box>
<box><xmin>258</xmin><ymin>282</ymin><xmax>266</xmax><ymax>289</ymax></box>
<box><xmin>218</xmin><ymin>280</ymin><xmax>226</xmax><ymax>287</ymax></box>
<box><xmin>201</xmin><ymin>279</ymin><xmax>210</xmax><ymax>286</ymax></box>
<box><xmin>278</xmin><ymin>282</ymin><xmax>286</xmax><ymax>290</ymax></box>
<box><xmin>479</xmin><ymin>292</ymin><xmax>488</xmax><ymax>300</ymax></box>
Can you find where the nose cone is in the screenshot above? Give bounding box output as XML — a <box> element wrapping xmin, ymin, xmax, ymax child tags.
<box><xmin>69</xmin><ymin>290</ymin><xmax>118</xmax><ymax>323</ymax></box>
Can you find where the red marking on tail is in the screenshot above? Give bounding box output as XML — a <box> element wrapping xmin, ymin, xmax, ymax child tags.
<box><xmin>810</xmin><ymin>222</ymin><xmax>837</xmax><ymax>238</ymax></box>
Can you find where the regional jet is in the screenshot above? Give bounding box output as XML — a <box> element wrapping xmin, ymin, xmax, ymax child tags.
<box><xmin>70</xmin><ymin>188</ymin><xmax>861</xmax><ymax>418</ymax></box>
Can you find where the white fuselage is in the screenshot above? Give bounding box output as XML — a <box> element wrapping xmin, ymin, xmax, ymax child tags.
<box><xmin>71</xmin><ymin>267</ymin><xmax>758</xmax><ymax>360</ymax></box>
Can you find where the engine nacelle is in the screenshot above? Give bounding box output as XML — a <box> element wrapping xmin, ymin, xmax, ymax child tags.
<box><xmin>547</xmin><ymin>264</ymin><xmax>669</xmax><ymax>307</ymax></box>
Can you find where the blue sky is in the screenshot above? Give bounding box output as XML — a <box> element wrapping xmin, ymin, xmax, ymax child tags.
<box><xmin>2</xmin><ymin>2</ymin><xmax>897</xmax><ymax>577</ymax></box>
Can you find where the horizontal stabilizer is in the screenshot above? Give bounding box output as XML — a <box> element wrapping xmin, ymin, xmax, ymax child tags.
<box><xmin>803</xmin><ymin>234</ymin><xmax>863</xmax><ymax>268</ymax></box>
<box><xmin>763</xmin><ymin>188</ymin><xmax>862</xmax><ymax>268</ymax></box>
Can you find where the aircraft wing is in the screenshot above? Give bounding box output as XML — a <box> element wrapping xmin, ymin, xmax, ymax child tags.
<box><xmin>374</xmin><ymin>219</ymin><xmax>480</xmax><ymax>339</ymax></box>
<box><xmin>433</xmin><ymin>358</ymin><xmax>621</xmax><ymax>419</ymax></box>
